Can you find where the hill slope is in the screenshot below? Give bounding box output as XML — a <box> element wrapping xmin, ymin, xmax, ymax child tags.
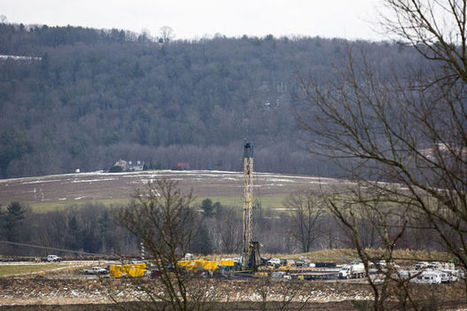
<box><xmin>0</xmin><ymin>23</ymin><xmax>424</xmax><ymax>178</ymax></box>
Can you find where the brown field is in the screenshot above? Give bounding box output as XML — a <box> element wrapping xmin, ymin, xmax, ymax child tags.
<box><xmin>0</xmin><ymin>170</ymin><xmax>354</xmax><ymax>211</ymax></box>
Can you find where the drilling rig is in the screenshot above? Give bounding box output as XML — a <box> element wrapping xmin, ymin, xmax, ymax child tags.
<box><xmin>241</xmin><ymin>143</ymin><xmax>261</xmax><ymax>271</ymax></box>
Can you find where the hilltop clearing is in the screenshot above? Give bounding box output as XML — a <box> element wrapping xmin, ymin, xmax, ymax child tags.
<box><xmin>0</xmin><ymin>170</ymin><xmax>355</xmax><ymax>211</ymax></box>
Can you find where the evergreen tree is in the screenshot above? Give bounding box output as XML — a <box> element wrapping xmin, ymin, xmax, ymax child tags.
<box><xmin>200</xmin><ymin>198</ymin><xmax>214</xmax><ymax>217</ymax></box>
<box><xmin>1</xmin><ymin>202</ymin><xmax>26</xmax><ymax>241</ymax></box>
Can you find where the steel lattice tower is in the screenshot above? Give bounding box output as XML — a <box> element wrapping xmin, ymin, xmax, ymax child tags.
<box><xmin>242</xmin><ymin>143</ymin><xmax>254</xmax><ymax>256</ymax></box>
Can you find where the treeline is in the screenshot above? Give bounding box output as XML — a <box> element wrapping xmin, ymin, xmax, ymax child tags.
<box><xmin>0</xmin><ymin>198</ymin><xmax>440</xmax><ymax>257</ymax></box>
<box><xmin>0</xmin><ymin>202</ymin><xmax>130</xmax><ymax>256</ymax></box>
<box><xmin>0</xmin><ymin>23</ymin><xmax>426</xmax><ymax>178</ymax></box>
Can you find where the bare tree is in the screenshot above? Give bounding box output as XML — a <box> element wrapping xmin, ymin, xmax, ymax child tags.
<box><xmin>298</xmin><ymin>50</ymin><xmax>466</xmax><ymax>307</ymax></box>
<box><xmin>380</xmin><ymin>0</ymin><xmax>467</xmax><ymax>82</ymax></box>
<box><xmin>284</xmin><ymin>191</ymin><xmax>323</xmax><ymax>253</ymax></box>
<box><xmin>297</xmin><ymin>0</ymin><xmax>466</xmax><ymax>308</ymax></box>
<box><xmin>298</xmin><ymin>35</ymin><xmax>465</xmax><ymax>265</ymax></box>
<box><xmin>160</xmin><ymin>26</ymin><xmax>175</xmax><ymax>43</ymax></box>
<box><xmin>216</xmin><ymin>206</ymin><xmax>242</xmax><ymax>254</ymax></box>
<box><xmin>326</xmin><ymin>191</ymin><xmax>420</xmax><ymax>311</ymax></box>
<box><xmin>117</xmin><ymin>179</ymin><xmax>202</xmax><ymax>310</ymax></box>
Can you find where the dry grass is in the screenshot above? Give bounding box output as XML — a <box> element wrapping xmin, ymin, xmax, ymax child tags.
<box><xmin>0</xmin><ymin>264</ymin><xmax>63</xmax><ymax>277</ymax></box>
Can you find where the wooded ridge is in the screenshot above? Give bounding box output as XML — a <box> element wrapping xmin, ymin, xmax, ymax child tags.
<box><xmin>0</xmin><ymin>23</ymin><xmax>425</xmax><ymax>178</ymax></box>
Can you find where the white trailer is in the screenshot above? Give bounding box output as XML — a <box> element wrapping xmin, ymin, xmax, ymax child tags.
<box><xmin>415</xmin><ymin>270</ymin><xmax>442</xmax><ymax>284</ymax></box>
<box><xmin>339</xmin><ymin>263</ymin><xmax>365</xmax><ymax>279</ymax></box>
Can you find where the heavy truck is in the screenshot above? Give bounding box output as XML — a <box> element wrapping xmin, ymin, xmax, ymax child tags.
<box><xmin>339</xmin><ymin>262</ymin><xmax>365</xmax><ymax>279</ymax></box>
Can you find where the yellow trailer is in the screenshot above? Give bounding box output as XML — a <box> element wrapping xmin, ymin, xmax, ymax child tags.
<box><xmin>110</xmin><ymin>263</ymin><xmax>146</xmax><ymax>278</ymax></box>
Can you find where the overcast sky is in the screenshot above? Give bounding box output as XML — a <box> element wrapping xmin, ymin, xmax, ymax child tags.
<box><xmin>1</xmin><ymin>0</ymin><xmax>387</xmax><ymax>41</ymax></box>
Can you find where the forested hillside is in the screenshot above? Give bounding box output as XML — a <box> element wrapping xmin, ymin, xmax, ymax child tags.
<box><xmin>0</xmin><ymin>23</ymin><xmax>423</xmax><ymax>178</ymax></box>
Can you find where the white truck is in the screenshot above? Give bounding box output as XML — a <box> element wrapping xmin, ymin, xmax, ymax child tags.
<box><xmin>83</xmin><ymin>266</ymin><xmax>108</xmax><ymax>275</ymax></box>
<box><xmin>339</xmin><ymin>262</ymin><xmax>365</xmax><ymax>279</ymax></box>
<box><xmin>268</xmin><ymin>258</ymin><xmax>281</xmax><ymax>267</ymax></box>
<box><xmin>42</xmin><ymin>255</ymin><xmax>61</xmax><ymax>262</ymax></box>
<box><xmin>415</xmin><ymin>270</ymin><xmax>442</xmax><ymax>284</ymax></box>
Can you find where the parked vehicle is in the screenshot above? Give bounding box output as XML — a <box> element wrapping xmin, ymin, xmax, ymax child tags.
<box><xmin>445</xmin><ymin>269</ymin><xmax>460</xmax><ymax>282</ymax></box>
<box><xmin>315</xmin><ymin>262</ymin><xmax>337</xmax><ymax>268</ymax></box>
<box><xmin>268</xmin><ymin>258</ymin><xmax>281</xmax><ymax>267</ymax></box>
<box><xmin>271</xmin><ymin>271</ymin><xmax>286</xmax><ymax>279</ymax></box>
<box><xmin>437</xmin><ymin>267</ymin><xmax>460</xmax><ymax>283</ymax></box>
<box><xmin>377</xmin><ymin>260</ymin><xmax>400</xmax><ymax>272</ymax></box>
<box><xmin>368</xmin><ymin>262</ymin><xmax>379</xmax><ymax>275</ymax></box>
<box><xmin>415</xmin><ymin>261</ymin><xmax>429</xmax><ymax>270</ymax></box>
<box><xmin>415</xmin><ymin>270</ymin><xmax>442</xmax><ymax>284</ymax></box>
<box><xmin>295</xmin><ymin>257</ymin><xmax>310</xmax><ymax>267</ymax></box>
<box><xmin>339</xmin><ymin>262</ymin><xmax>365</xmax><ymax>279</ymax></box>
<box><xmin>427</xmin><ymin>261</ymin><xmax>442</xmax><ymax>270</ymax></box>
<box><xmin>83</xmin><ymin>267</ymin><xmax>108</xmax><ymax>275</ymax></box>
<box><xmin>439</xmin><ymin>271</ymin><xmax>451</xmax><ymax>283</ymax></box>
<box><xmin>295</xmin><ymin>260</ymin><xmax>305</xmax><ymax>267</ymax></box>
<box><xmin>42</xmin><ymin>255</ymin><xmax>61</xmax><ymax>262</ymax></box>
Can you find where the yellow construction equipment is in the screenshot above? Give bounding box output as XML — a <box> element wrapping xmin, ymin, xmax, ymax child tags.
<box><xmin>177</xmin><ymin>259</ymin><xmax>235</xmax><ymax>271</ymax></box>
<box><xmin>109</xmin><ymin>263</ymin><xmax>146</xmax><ymax>278</ymax></box>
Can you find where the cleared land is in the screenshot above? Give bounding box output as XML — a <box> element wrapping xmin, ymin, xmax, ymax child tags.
<box><xmin>0</xmin><ymin>259</ymin><xmax>465</xmax><ymax>310</ymax></box>
<box><xmin>0</xmin><ymin>170</ymin><xmax>354</xmax><ymax>211</ymax></box>
<box><xmin>0</xmin><ymin>261</ymin><xmax>106</xmax><ymax>277</ymax></box>
<box><xmin>0</xmin><ymin>249</ymin><xmax>464</xmax><ymax>309</ymax></box>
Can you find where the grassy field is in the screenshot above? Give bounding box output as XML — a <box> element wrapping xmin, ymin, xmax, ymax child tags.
<box><xmin>193</xmin><ymin>194</ymin><xmax>289</xmax><ymax>209</ymax></box>
<box><xmin>25</xmin><ymin>194</ymin><xmax>291</xmax><ymax>214</ymax></box>
<box><xmin>0</xmin><ymin>264</ymin><xmax>64</xmax><ymax>277</ymax></box>
<box><xmin>1</xmin><ymin>170</ymin><xmax>413</xmax><ymax>215</ymax></box>
<box><xmin>27</xmin><ymin>199</ymin><xmax>131</xmax><ymax>213</ymax></box>
<box><xmin>1</xmin><ymin>170</ymin><xmax>340</xmax><ymax>212</ymax></box>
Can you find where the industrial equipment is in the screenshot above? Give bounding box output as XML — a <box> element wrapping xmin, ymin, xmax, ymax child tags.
<box><xmin>177</xmin><ymin>259</ymin><xmax>235</xmax><ymax>271</ymax></box>
<box><xmin>109</xmin><ymin>263</ymin><xmax>146</xmax><ymax>278</ymax></box>
<box><xmin>241</xmin><ymin>143</ymin><xmax>261</xmax><ymax>271</ymax></box>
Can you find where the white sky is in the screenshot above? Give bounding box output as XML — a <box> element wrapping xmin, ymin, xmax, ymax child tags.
<box><xmin>0</xmin><ymin>0</ymin><xmax>386</xmax><ymax>41</ymax></box>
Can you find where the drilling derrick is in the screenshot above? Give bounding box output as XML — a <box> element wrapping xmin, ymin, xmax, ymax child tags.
<box><xmin>241</xmin><ymin>143</ymin><xmax>261</xmax><ymax>271</ymax></box>
<box><xmin>242</xmin><ymin>143</ymin><xmax>254</xmax><ymax>255</ymax></box>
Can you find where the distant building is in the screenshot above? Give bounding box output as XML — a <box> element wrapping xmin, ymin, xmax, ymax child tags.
<box><xmin>0</xmin><ymin>54</ymin><xmax>42</xmax><ymax>62</ymax></box>
<box><xmin>177</xmin><ymin>162</ymin><xmax>190</xmax><ymax>170</ymax></box>
<box><xmin>129</xmin><ymin>160</ymin><xmax>144</xmax><ymax>171</ymax></box>
<box><xmin>113</xmin><ymin>159</ymin><xmax>129</xmax><ymax>171</ymax></box>
<box><xmin>109</xmin><ymin>159</ymin><xmax>145</xmax><ymax>172</ymax></box>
